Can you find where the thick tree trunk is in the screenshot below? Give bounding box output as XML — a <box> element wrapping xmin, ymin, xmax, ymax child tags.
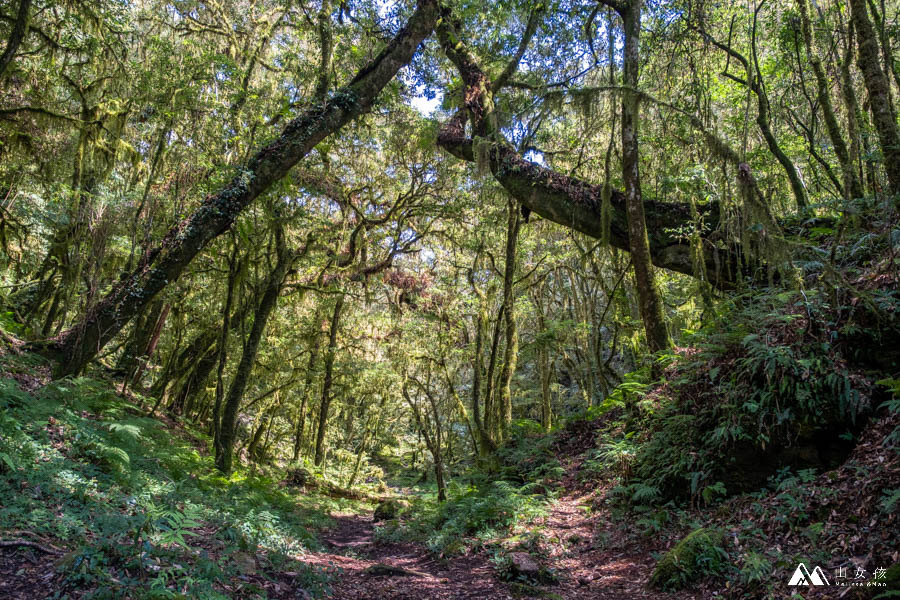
<box><xmin>849</xmin><ymin>0</ymin><xmax>900</xmax><ymax>203</ymax></box>
<box><xmin>313</xmin><ymin>294</ymin><xmax>344</xmax><ymax>467</ymax></box>
<box><xmin>50</xmin><ymin>0</ymin><xmax>440</xmax><ymax>376</ymax></box>
<box><xmin>216</xmin><ymin>225</ymin><xmax>293</xmax><ymax>474</ymax></box>
<box><xmin>435</xmin><ymin>13</ymin><xmax>744</xmax><ymax>290</ymax></box>
<box><xmin>619</xmin><ymin>1</ymin><xmax>670</xmax><ymax>354</ymax></box>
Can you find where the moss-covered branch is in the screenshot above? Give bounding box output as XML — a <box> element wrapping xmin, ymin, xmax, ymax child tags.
<box><xmin>50</xmin><ymin>0</ymin><xmax>440</xmax><ymax>376</ymax></box>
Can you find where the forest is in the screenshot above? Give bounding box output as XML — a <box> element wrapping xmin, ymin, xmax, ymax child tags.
<box><xmin>0</xmin><ymin>0</ymin><xmax>899</xmax><ymax>597</ymax></box>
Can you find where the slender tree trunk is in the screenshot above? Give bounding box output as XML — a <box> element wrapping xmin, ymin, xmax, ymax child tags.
<box><xmin>498</xmin><ymin>197</ymin><xmax>520</xmax><ymax>440</ymax></box>
<box><xmin>313</xmin><ymin>294</ymin><xmax>344</xmax><ymax>467</ymax></box>
<box><xmin>483</xmin><ymin>304</ymin><xmax>504</xmax><ymax>441</ymax></box>
<box><xmin>620</xmin><ymin>0</ymin><xmax>671</xmax><ymax>353</ymax></box>
<box><xmin>130</xmin><ymin>303</ymin><xmax>171</xmax><ymax>387</ymax></box>
<box><xmin>51</xmin><ymin>0</ymin><xmax>440</xmax><ymax>376</ymax></box>
<box><xmin>163</xmin><ymin>297</ymin><xmax>254</xmax><ymax>413</ymax></box>
<box><xmin>347</xmin><ymin>410</ymin><xmax>378</xmax><ymax>488</ymax></box>
<box><xmin>212</xmin><ymin>245</ymin><xmax>239</xmax><ymax>461</ymax></box>
<box><xmin>216</xmin><ymin>225</ymin><xmax>293</xmax><ymax>474</ymax></box>
<box><xmin>293</xmin><ymin>320</ymin><xmax>322</xmax><ymax>462</ymax></box>
<box><xmin>117</xmin><ymin>300</ymin><xmax>161</xmax><ymax>374</ymax></box>
<box><xmin>533</xmin><ymin>288</ymin><xmax>552</xmax><ymax>431</ymax></box>
<box><xmin>470</xmin><ymin>308</ymin><xmax>497</xmax><ymax>454</ymax></box>
<box><xmin>402</xmin><ymin>383</ymin><xmax>447</xmax><ymax>502</ymax></box>
<box><xmin>797</xmin><ymin>0</ymin><xmax>863</xmax><ymax>200</ymax></box>
<box><xmin>849</xmin><ymin>0</ymin><xmax>900</xmax><ymax>203</ymax></box>
<box><xmin>755</xmin><ymin>93</ymin><xmax>809</xmax><ymax>210</ymax></box>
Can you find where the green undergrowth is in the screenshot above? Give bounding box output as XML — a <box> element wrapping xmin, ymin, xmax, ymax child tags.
<box><xmin>611</xmin><ymin>285</ymin><xmax>896</xmax><ymax>506</ymax></box>
<box><xmin>374</xmin><ymin>422</ymin><xmax>557</xmax><ymax>557</ymax></box>
<box><xmin>0</xmin><ymin>353</ymin><xmax>357</xmax><ymax>599</ymax></box>
<box><xmin>570</xmin><ymin>282</ymin><xmax>900</xmax><ymax>596</ymax></box>
<box><xmin>375</xmin><ymin>477</ymin><xmax>553</xmax><ymax>556</ymax></box>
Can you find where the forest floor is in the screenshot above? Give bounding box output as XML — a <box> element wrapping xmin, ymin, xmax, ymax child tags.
<box><xmin>299</xmin><ymin>452</ymin><xmax>699</xmax><ymax>600</ymax></box>
<box><xmin>306</xmin><ymin>512</ymin><xmax>504</xmax><ymax>600</ymax></box>
<box><xmin>1</xmin><ymin>344</ymin><xmax>897</xmax><ymax>599</ymax></box>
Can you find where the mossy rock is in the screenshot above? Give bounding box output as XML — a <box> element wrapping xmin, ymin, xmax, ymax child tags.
<box><xmin>649</xmin><ymin>527</ymin><xmax>726</xmax><ymax>590</ymax></box>
<box><xmin>283</xmin><ymin>467</ymin><xmax>312</xmax><ymax>487</ymax></box>
<box><xmin>373</xmin><ymin>498</ymin><xmax>407</xmax><ymax>521</ymax></box>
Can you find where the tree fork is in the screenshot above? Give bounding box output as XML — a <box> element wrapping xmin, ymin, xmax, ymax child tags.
<box><xmin>435</xmin><ymin>9</ymin><xmax>747</xmax><ymax>291</ymax></box>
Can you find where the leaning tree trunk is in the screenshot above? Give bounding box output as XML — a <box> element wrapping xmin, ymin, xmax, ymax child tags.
<box><xmin>0</xmin><ymin>0</ymin><xmax>32</xmax><ymax>81</ymax></box>
<box><xmin>49</xmin><ymin>0</ymin><xmax>440</xmax><ymax>376</ymax></box>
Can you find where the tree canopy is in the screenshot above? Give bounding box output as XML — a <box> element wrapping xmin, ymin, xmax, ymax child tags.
<box><xmin>1</xmin><ymin>0</ymin><xmax>899</xmax><ymax>598</ymax></box>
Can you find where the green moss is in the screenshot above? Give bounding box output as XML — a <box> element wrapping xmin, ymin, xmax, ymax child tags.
<box><xmin>650</xmin><ymin>527</ymin><xmax>727</xmax><ymax>590</ymax></box>
<box><xmin>879</xmin><ymin>563</ymin><xmax>900</xmax><ymax>593</ymax></box>
<box><xmin>373</xmin><ymin>498</ymin><xmax>407</xmax><ymax>521</ymax></box>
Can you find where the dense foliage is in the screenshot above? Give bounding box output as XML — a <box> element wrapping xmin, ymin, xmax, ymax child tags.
<box><xmin>1</xmin><ymin>0</ymin><xmax>899</xmax><ymax>597</ymax></box>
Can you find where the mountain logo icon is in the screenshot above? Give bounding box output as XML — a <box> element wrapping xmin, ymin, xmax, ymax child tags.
<box><xmin>788</xmin><ymin>563</ymin><xmax>830</xmax><ymax>586</ymax></box>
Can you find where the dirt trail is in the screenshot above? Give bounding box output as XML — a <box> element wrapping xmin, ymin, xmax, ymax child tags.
<box><xmin>528</xmin><ymin>455</ymin><xmax>698</xmax><ymax>600</ymax></box>
<box><xmin>303</xmin><ymin>512</ymin><xmax>510</xmax><ymax>600</ymax></box>
<box><xmin>303</xmin><ymin>456</ymin><xmax>697</xmax><ymax>600</ymax></box>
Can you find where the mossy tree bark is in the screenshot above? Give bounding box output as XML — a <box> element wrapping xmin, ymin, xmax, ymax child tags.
<box><xmin>292</xmin><ymin>313</ymin><xmax>322</xmax><ymax>462</ymax></box>
<box><xmin>435</xmin><ymin>11</ymin><xmax>745</xmax><ymax>291</ymax></box>
<box><xmin>313</xmin><ymin>294</ymin><xmax>344</xmax><ymax>467</ymax></box>
<box><xmin>848</xmin><ymin>0</ymin><xmax>900</xmax><ymax>204</ymax></box>
<box><xmin>212</xmin><ymin>243</ymin><xmax>240</xmax><ymax>462</ymax></box>
<box><xmin>467</xmin><ymin>259</ymin><xmax>499</xmax><ymax>454</ymax></box>
<box><xmin>403</xmin><ymin>379</ymin><xmax>447</xmax><ymax>502</ymax></box>
<box><xmin>797</xmin><ymin>0</ymin><xmax>864</xmax><ymax>201</ymax></box>
<box><xmin>216</xmin><ymin>222</ymin><xmax>295</xmax><ymax>474</ymax></box>
<box><xmin>613</xmin><ymin>0</ymin><xmax>671</xmax><ymax>353</ymax></box>
<box><xmin>51</xmin><ymin>0</ymin><xmax>440</xmax><ymax>376</ymax></box>
<box><xmin>0</xmin><ymin>0</ymin><xmax>32</xmax><ymax>81</ymax></box>
<box><xmin>215</xmin><ymin>224</ymin><xmax>296</xmax><ymax>473</ymax></box>
<box><xmin>498</xmin><ymin>196</ymin><xmax>521</xmax><ymax>439</ymax></box>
